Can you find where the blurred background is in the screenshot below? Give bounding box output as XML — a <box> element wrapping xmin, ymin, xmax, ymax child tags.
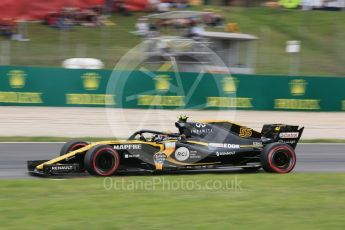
<box><xmin>0</xmin><ymin>0</ymin><xmax>344</xmax><ymax>139</ymax></box>
<box><xmin>1</xmin><ymin>3</ymin><xmax>345</xmax><ymax>229</ymax></box>
<box><xmin>0</xmin><ymin>0</ymin><xmax>344</xmax><ymax>76</ymax></box>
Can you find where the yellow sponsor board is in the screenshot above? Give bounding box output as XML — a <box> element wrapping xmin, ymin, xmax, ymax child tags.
<box><xmin>222</xmin><ymin>77</ymin><xmax>237</xmax><ymax>94</ymax></box>
<box><xmin>154</xmin><ymin>75</ymin><xmax>171</xmax><ymax>92</ymax></box>
<box><xmin>81</xmin><ymin>73</ymin><xmax>101</xmax><ymax>90</ymax></box>
<box><xmin>207</xmin><ymin>97</ymin><xmax>253</xmax><ymax>108</ymax></box>
<box><xmin>289</xmin><ymin>79</ymin><xmax>307</xmax><ymax>96</ymax></box>
<box><xmin>138</xmin><ymin>95</ymin><xmax>185</xmax><ymax>106</ymax></box>
<box><xmin>0</xmin><ymin>92</ymin><xmax>43</xmax><ymax>103</ymax></box>
<box><xmin>66</xmin><ymin>94</ymin><xmax>115</xmax><ymax>105</ymax></box>
<box><xmin>274</xmin><ymin>99</ymin><xmax>320</xmax><ymax>110</ymax></box>
<box><xmin>8</xmin><ymin>70</ymin><xmax>27</xmax><ymax>89</ymax></box>
<box><xmin>342</xmin><ymin>100</ymin><xmax>345</xmax><ymax>111</ymax></box>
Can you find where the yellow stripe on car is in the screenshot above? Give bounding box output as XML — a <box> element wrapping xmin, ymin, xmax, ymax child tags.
<box><xmin>36</xmin><ymin>140</ymin><xmax>163</xmax><ymax>170</ymax></box>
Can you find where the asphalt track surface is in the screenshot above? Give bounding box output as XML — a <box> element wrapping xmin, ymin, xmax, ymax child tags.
<box><xmin>0</xmin><ymin>143</ymin><xmax>344</xmax><ymax>179</ymax></box>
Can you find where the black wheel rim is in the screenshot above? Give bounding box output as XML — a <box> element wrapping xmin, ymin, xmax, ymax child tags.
<box><xmin>95</xmin><ymin>151</ymin><xmax>115</xmax><ymax>173</ymax></box>
<box><xmin>272</xmin><ymin>150</ymin><xmax>291</xmax><ymax>169</ymax></box>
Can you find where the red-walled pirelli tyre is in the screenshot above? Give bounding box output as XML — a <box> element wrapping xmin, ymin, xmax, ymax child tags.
<box><xmin>84</xmin><ymin>145</ymin><xmax>120</xmax><ymax>176</ymax></box>
<box><xmin>60</xmin><ymin>140</ymin><xmax>89</xmax><ymax>172</ymax></box>
<box><xmin>261</xmin><ymin>143</ymin><xmax>297</xmax><ymax>173</ymax></box>
<box><xmin>60</xmin><ymin>140</ymin><xmax>89</xmax><ymax>156</ymax></box>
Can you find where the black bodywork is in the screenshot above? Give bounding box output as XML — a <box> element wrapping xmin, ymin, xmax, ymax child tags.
<box><xmin>28</xmin><ymin>120</ymin><xmax>304</xmax><ymax>176</ymax></box>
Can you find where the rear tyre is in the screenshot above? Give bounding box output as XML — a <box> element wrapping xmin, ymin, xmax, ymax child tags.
<box><xmin>261</xmin><ymin>143</ymin><xmax>296</xmax><ymax>173</ymax></box>
<box><xmin>84</xmin><ymin>145</ymin><xmax>120</xmax><ymax>176</ymax></box>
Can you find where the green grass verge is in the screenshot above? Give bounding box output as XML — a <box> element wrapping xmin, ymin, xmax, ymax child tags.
<box><xmin>1</xmin><ymin>173</ymin><xmax>345</xmax><ymax>229</ymax></box>
<box><xmin>0</xmin><ymin>136</ymin><xmax>344</xmax><ymax>143</ymax></box>
<box><xmin>300</xmin><ymin>139</ymin><xmax>345</xmax><ymax>143</ymax></box>
<box><xmin>1</xmin><ymin>6</ymin><xmax>344</xmax><ymax>76</ymax></box>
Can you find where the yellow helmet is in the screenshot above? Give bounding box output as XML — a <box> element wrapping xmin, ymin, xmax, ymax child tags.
<box><xmin>178</xmin><ymin>115</ymin><xmax>189</xmax><ymax>122</ymax></box>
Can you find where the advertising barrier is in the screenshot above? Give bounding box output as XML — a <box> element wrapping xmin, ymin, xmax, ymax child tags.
<box><xmin>0</xmin><ymin>66</ymin><xmax>344</xmax><ymax>111</ymax></box>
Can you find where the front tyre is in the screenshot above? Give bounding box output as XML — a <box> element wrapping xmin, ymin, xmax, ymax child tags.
<box><xmin>60</xmin><ymin>140</ymin><xmax>88</xmax><ymax>156</ymax></box>
<box><xmin>84</xmin><ymin>145</ymin><xmax>120</xmax><ymax>176</ymax></box>
<box><xmin>60</xmin><ymin>140</ymin><xmax>88</xmax><ymax>172</ymax></box>
<box><xmin>261</xmin><ymin>143</ymin><xmax>296</xmax><ymax>173</ymax></box>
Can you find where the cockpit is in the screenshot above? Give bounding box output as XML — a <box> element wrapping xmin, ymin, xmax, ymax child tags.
<box><xmin>128</xmin><ymin>130</ymin><xmax>179</xmax><ymax>142</ymax></box>
<box><xmin>128</xmin><ymin>117</ymin><xmax>261</xmax><ymax>144</ymax></box>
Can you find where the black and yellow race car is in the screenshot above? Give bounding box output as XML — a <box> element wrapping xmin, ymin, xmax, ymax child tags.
<box><xmin>27</xmin><ymin>116</ymin><xmax>304</xmax><ymax>176</ymax></box>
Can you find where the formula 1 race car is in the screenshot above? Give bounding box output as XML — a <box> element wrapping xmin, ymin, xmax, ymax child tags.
<box><xmin>28</xmin><ymin>116</ymin><xmax>304</xmax><ymax>176</ymax></box>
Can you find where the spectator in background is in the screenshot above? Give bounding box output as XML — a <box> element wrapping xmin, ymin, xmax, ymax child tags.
<box><xmin>0</xmin><ymin>18</ymin><xmax>15</xmax><ymax>38</ymax></box>
<box><xmin>158</xmin><ymin>1</ymin><xmax>171</xmax><ymax>12</ymax></box>
<box><xmin>226</xmin><ymin>0</ymin><xmax>235</xmax><ymax>6</ymax></box>
<box><xmin>0</xmin><ymin>18</ymin><xmax>28</xmax><ymax>41</ymax></box>
<box><xmin>203</xmin><ymin>12</ymin><xmax>224</xmax><ymax>27</ymax></box>
<box><xmin>113</xmin><ymin>0</ymin><xmax>131</xmax><ymax>16</ymax></box>
<box><xmin>186</xmin><ymin>20</ymin><xmax>205</xmax><ymax>38</ymax></box>
<box><xmin>302</xmin><ymin>0</ymin><xmax>313</xmax><ymax>11</ymax></box>
<box><xmin>147</xmin><ymin>0</ymin><xmax>160</xmax><ymax>12</ymax></box>
<box><xmin>11</xmin><ymin>21</ymin><xmax>21</xmax><ymax>41</ymax></box>
<box><xmin>44</xmin><ymin>7</ymin><xmax>104</xmax><ymax>29</ymax></box>
<box><xmin>176</xmin><ymin>0</ymin><xmax>190</xmax><ymax>8</ymax></box>
<box><xmin>104</xmin><ymin>0</ymin><xmax>113</xmax><ymax>15</ymax></box>
<box><xmin>135</xmin><ymin>18</ymin><xmax>149</xmax><ymax>37</ymax></box>
<box><xmin>45</xmin><ymin>12</ymin><xmax>60</xmax><ymax>27</ymax></box>
<box><xmin>80</xmin><ymin>9</ymin><xmax>101</xmax><ymax>27</ymax></box>
<box><xmin>191</xmin><ymin>22</ymin><xmax>205</xmax><ymax>36</ymax></box>
<box><xmin>56</xmin><ymin>11</ymin><xmax>73</xmax><ymax>30</ymax></box>
<box><xmin>148</xmin><ymin>24</ymin><xmax>160</xmax><ymax>37</ymax></box>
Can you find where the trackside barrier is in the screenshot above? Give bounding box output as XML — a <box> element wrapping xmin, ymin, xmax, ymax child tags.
<box><xmin>0</xmin><ymin>66</ymin><xmax>344</xmax><ymax>111</ymax></box>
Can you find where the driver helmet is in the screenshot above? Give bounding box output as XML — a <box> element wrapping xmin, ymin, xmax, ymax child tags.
<box><xmin>178</xmin><ymin>115</ymin><xmax>189</xmax><ymax>123</ymax></box>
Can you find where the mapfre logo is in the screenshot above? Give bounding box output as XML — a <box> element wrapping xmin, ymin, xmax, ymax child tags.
<box><xmin>114</xmin><ymin>144</ymin><xmax>141</xmax><ymax>150</ymax></box>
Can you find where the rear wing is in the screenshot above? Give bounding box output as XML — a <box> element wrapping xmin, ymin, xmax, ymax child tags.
<box><xmin>261</xmin><ymin>124</ymin><xmax>304</xmax><ymax>149</ymax></box>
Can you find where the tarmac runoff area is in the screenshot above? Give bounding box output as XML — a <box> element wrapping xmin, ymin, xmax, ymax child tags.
<box><xmin>0</xmin><ymin>106</ymin><xmax>344</xmax><ymax>178</ymax></box>
<box><xmin>0</xmin><ymin>143</ymin><xmax>344</xmax><ymax>178</ymax></box>
<box><xmin>0</xmin><ymin>106</ymin><xmax>344</xmax><ymax>139</ymax></box>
